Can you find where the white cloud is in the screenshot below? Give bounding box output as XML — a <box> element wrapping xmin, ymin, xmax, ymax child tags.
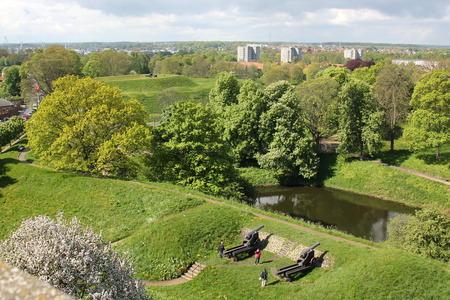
<box><xmin>0</xmin><ymin>0</ymin><xmax>449</xmax><ymax>44</ymax></box>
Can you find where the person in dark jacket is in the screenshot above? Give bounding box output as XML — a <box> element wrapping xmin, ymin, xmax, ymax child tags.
<box><xmin>260</xmin><ymin>268</ymin><xmax>268</xmax><ymax>287</ymax></box>
<box><xmin>218</xmin><ymin>241</ymin><xmax>225</xmax><ymax>258</ymax></box>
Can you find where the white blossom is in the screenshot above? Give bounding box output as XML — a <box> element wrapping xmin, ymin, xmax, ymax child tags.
<box><xmin>0</xmin><ymin>213</ymin><xmax>150</xmax><ymax>300</ymax></box>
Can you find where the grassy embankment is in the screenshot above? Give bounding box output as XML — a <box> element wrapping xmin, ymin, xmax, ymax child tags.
<box><xmin>98</xmin><ymin>74</ymin><xmax>216</xmax><ymax>121</ymax></box>
<box><xmin>1</xmin><ymin>140</ymin><xmax>449</xmax><ymax>299</ymax></box>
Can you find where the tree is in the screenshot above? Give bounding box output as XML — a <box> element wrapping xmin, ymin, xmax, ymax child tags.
<box><xmin>158</xmin><ymin>88</ymin><xmax>181</xmax><ymax>108</ymax></box>
<box><xmin>386</xmin><ymin>204</ymin><xmax>450</xmax><ymax>262</ymax></box>
<box><xmin>0</xmin><ymin>116</ymin><xmax>25</xmax><ymax>147</ymax></box>
<box><xmin>257</xmin><ymin>87</ymin><xmax>318</xmax><ymax>183</ymax></box>
<box><xmin>161</xmin><ymin>55</ymin><xmax>183</xmax><ymax>75</ymax></box>
<box><xmin>316</xmin><ymin>66</ymin><xmax>350</xmax><ymax>86</ymax></box>
<box><xmin>30</xmin><ymin>45</ymin><xmax>81</xmax><ymax>94</ymax></box>
<box><xmin>297</xmin><ymin>77</ymin><xmax>341</xmax><ymax>144</ymax></box>
<box><xmin>182</xmin><ymin>54</ymin><xmax>210</xmax><ymax>78</ymax></box>
<box><xmin>26</xmin><ymin>75</ymin><xmax>151</xmax><ymax>176</ymax></box>
<box><xmin>130</xmin><ymin>52</ymin><xmax>150</xmax><ymax>74</ymax></box>
<box><xmin>209</xmin><ymin>72</ymin><xmax>240</xmax><ymax>111</ymax></box>
<box><xmin>2</xmin><ymin>65</ymin><xmax>21</xmax><ymax>96</ymax></box>
<box><xmin>259</xmin><ymin>80</ymin><xmax>293</xmax><ymax>148</ymax></box>
<box><xmin>403</xmin><ymin>69</ymin><xmax>450</xmax><ymax>160</ymax></box>
<box><xmin>222</xmin><ymin>80</ymin><xmax>267</xmax><ymax>162</ymax></box>
<box><xmin>337</xmin><ymin>79</ymin><xmax>384</xmax><ymax>159</ymax></box>
<box><xmin>346</xmin><ymin>59</ymin><xmax>375</xmax><ymax>71</ymax></box>
<box><xmin>373</xmin><ymin>63</ymin><xmax>414</xmax><ymax>151</ymax></box>
<box><xmin>101</xmin><ymin>50</ymin><xmax>132</xmax><ymax>76</ymax></box>
<box><xmin>145</xmin><ymin>101</ymin><xmax>247</xmax><ymax>199</ymax></box>
<box><xmin>264</xmin><ymin>66</ymin><xmax>290</xmax><ymax>85</ymax></box>
<box><xmin>82</xmin><ymin>52</ymin><xmax>107</xmax><ymax>78</ymax></box>
<box><xmin>0</xmin><ymin>213</ymin><xmax>150</xmax><ymax>300</ymax></box>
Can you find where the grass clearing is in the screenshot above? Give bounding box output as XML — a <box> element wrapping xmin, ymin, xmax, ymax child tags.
<box><xmin>97</xmin><ymin>75</ymin><xmax>215</xmax><ymax>117</ymax></box>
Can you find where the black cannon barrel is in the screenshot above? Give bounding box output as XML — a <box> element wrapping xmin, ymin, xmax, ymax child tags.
<box><xmin>300</xmin><ymin>242</ymin><xmax>320</xmax><ymax>257</ymax></box>
<box><xmin>245</xmin><ymin>225</ymin><xmax>264</xmax><ymax>239</ymax></box>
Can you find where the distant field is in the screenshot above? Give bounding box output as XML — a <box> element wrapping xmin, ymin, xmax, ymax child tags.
<box><xmin>97</xmin><ymin>75</ymin><xmax>216</xmax><ymax>119</ymax></box>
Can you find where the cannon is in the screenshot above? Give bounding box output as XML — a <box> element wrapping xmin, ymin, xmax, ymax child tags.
<box><xmin>276</xmin><ymin>242</ymin><xmax>320</xmax><ymax>280</ymax></box>
<box><xmin>223</xmin><ymin>225</ymin><xmax>264</xmax><ymax>261</ymax></box>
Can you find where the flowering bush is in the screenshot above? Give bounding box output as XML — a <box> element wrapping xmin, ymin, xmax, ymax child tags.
<box><xmin>0</xmin><ymin>213</ymin><xmax>150</xmax><ymax>300</ymax></box>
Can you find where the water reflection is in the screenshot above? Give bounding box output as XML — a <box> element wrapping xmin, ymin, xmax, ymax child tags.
<box><xmin>256</xmin><ymin>186</ymin><xmax>416</xmax><ymax>242</ymax></box>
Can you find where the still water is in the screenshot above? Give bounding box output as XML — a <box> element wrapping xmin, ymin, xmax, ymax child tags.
<box><xmin>256</xmin><ymin>186</ymin><xmax>416</xmax><ymax>243</ymax></box>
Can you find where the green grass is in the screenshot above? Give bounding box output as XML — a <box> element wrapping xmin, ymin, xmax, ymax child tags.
<box><xmin>374</xmin><ymin>140</ymin><xmax>450</xmax><ymax>182</ymax></box>
<box><xmin>2</xmin><ymin>142</ymin><xmax>450</xmax><ymax>299</ymax></box>
<box><xmin>97</xmin><ymin>75</ymin><xmax>215</xmax><ymax>116</ymax></box>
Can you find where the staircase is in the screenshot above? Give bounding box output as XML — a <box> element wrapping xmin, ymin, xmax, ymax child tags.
<box><xmin>181</xmin><ymin>262</ymin><xmax>207</xmax><ymax>281</ymax></box>
<box><xmin>278</xmin><ymin>240</ymin><xmax>295</xmax><ymax>257</ymax></box>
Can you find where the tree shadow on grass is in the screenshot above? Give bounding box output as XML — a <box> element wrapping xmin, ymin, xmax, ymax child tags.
<box><xmin>309</xmin><ymin>153</ymin><xmax>338</xmax><ymax>187</ymax></box>
<box><xmin>0</xmin><ymin>157</ymin><xmax>20</xmax><ymax>198</ymax></box>
<box><xmin>416</xmin><ymin>152</ymin><xmax>450</xmax><ymax>166</ymax></box>
<box><xmin>374</xmin><ymin>149</ymin><xmax>412</xmax><ymax>166</ymax></box>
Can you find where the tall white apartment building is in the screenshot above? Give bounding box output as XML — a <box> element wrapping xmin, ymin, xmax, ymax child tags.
<box><xmin>281</xmin><ymin>47</ymin><xmax>302</xmax><ymax>63</ymax></box>
<box><xmin>344</xmin><ymin>48</ymin><xmax>363</xmax><ymax>59</ymax></box>
<box><xmin>237</xmin><ymin>44</ymin><xmax>261</xmax><ymax>62</ymax></box>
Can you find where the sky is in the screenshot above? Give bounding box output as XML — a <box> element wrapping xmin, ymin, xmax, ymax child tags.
<box><xmin>1</xmin><ymin>0</ymin><xmax>449</xmax><ymax>46</ymax></box>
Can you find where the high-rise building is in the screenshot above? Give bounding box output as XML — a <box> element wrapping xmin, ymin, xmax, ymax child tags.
<box><xmin>237</xmin><ymin>44</ymin><xmax>261</xmax><ymax>62</ymax></box>
<box><xmin>281</xmin><ymin>47</ymin><xmax>302</xmax><ymax>63</ymax></box>
<box><xmin>344</xmin><ymin>48</ymin><xmax>363</xmax><ymax>59</ymax></box>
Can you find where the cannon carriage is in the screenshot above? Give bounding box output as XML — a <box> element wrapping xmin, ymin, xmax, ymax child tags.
<box><xmin>223</xmin><ymin>225</ymin><xmax>264</xmax><ymax>261</ymax></box>
<box><xmin>276</xmin><ymin>242</ymin><xmax>320</xmax><ymax>281</ymax></box>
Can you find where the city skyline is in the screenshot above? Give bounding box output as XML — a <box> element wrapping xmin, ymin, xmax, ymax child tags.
<box><xmin>1</xmin><ymin>0</ymin><xmax>449</xmax><ymax>46</ymax></box>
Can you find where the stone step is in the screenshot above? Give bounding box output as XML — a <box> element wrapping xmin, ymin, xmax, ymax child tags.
<box><xmin>181</xmin><ymin>262</ymin><xmax>207</xmax><ymax>281</ymax></box>
<box><xmin>278</xmin><ymin>240</ymin><xmax>295</xmax><ymax>257</ymax></box>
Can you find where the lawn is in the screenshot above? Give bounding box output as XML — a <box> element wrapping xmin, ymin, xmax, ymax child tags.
<box><xmin>1</xmin><ymin>141</ymin><xmax>449</xmax><ymax>299</ymax></box>
<box><xmin>97</xmin><ymin>75</ymin><xmax>216</xmax><ymax>119</ymax></box>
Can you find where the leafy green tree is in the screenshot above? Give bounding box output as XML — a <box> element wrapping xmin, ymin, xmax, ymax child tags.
<box><xmin>264</xmin><ymin>66</ymin><xmax>290</xmax><ymax>85</ymax></box>
<box><xmin>350</xmin><ymin>60</ymin><xmax>385</xmax><ymax>85</ymax></box>
<box><xmin>386</xmin><ymin>204</ymin><xmax>450</xmax><ymax>262</ymax></box>
<box><xmin>316</xmin><ymin>66</ymin><xmax>350</xmax><ymax>86</ymax></box>
<box><xmin>26</xmin><ymin>75</ymin><xmax>151</xmax><ymax>176</ymax></box>
<box><xmin>222</xmin><ymin>80</ymin><xmax>267</xmax><ymax>162</ymax></box>
<box><xmin>297</xmin><ymin>77</ymin><xmax>341</xmax><ymax>144</ymax></box>
<box><xmin>304</xmin><ymin>63</ymin><xmax>322</xmax><ymax>81</ymax></box>
<box><xmin>145</xmin><ymin>101</ymin><xmax>247</xmax><ymax>199</ymax></box>
<box><xmin>403</xmin><ymin>69</ymin><xmax>450</xmax><ymax>159</ymax></box>
<box><xmin>101</xmin><ymin>50</ymin><xmax>132</xmax><ymax>76</ymax></box>
<box><xmin>209</xmin><ymin>72</ymin><xmax>240</xmax><ymax>111</ymax></box>
<box><xmin>0</xmin><ymin>116</ymin><xmax>25</xmax><ymax>147</ymax></box>
<box><xmin>182</xmin><ymin>54</ymin><xmax>210</xmax><ymax>78</ymax></box>
<box><xmin>130</xmin><ymin>52</ymin><xmax>150</xmax><ymax>74</ymax></box>
<box><xmin>82</xmin><ymin>52</ymin><xmax>107</xmax><ymax>78</ymax></box>
<box><xmin>158</xmin><ymin>88</ymin><xmax>181</xmax><ymax>108</ymax></box>
<box><xmin>337</xmin><ymin>79</ymin><xmax>384</xmax><ymax>159</ymax></box>
<box><xmin>30</xmin><ymin>45</ymin><xmax>81</xmax><ymax>94</ymax></box>
<box><xmin>161</xmin><ymin>55</ymin><xmax>183</xmax><ymax>75</ymax></box>
<box><xmin>257</xmin><ymin>87</ymin><xmax>318</xmax><ymax>183</ymax></box>
<box><xmin>373</xmin><ymin>63</ymin><xmax>414</xmax><ymax>151</ymax></box>
<box><xmin>259</xmin><ymin>80</ymin><xmax>293</xmax><ymax>148</ymax></box>
<box><xmin>2</xmin><ymin>65</ymin><xmax>21</xmax><ymax>96</ymax></box>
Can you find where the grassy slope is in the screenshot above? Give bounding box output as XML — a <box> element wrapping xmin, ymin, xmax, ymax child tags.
<box><xmin>1</xmin><ymin>142</ymin><xmax>449</xmax><ymax>300</ymax></box>
<box><xmin>97</xmin><ymin>75</ymin><xmax>216</xmax><ymax>118</ymax></box>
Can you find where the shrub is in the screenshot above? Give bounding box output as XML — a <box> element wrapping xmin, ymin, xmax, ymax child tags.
<box><xmin>0</xmin><ymin>213</ymin><xmax>150</xmax><ymax>300</ymax></box>
<box><xmin>385</xmin><ymin>204</ymin><xmax>450</xmax><ymax>262</ymax></box>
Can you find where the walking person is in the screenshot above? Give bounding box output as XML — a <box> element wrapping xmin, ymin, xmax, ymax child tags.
<box><xmin>254</xmin><ymin>249</ymin><xmax>261</xmax><ymax>265</ymax></box>
<box><xmin>259</xmin><ymin>268</ymin><xmax>268</xmax><ymax>287</ymax></box>
<box><xmin>218</xmin><ymin>241</ymin><xmax>225</xmax><ymax>258</ymax></box>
